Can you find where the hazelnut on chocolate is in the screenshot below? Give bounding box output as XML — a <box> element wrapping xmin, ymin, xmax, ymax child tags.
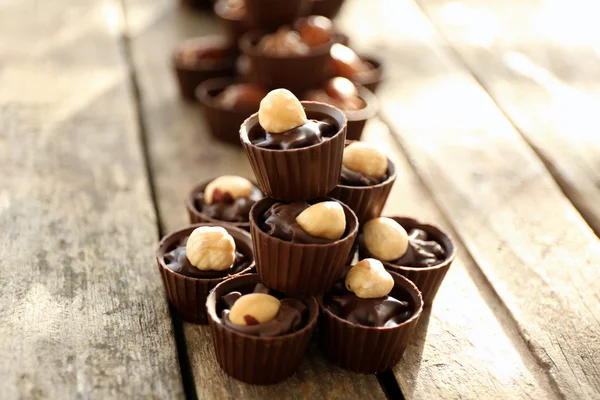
<box><xmin>342</xmin><ymin>142</ymin><xmax>388</xmax><ymax>179</ymax></box>
<box><xmin>305</xmin><ymin>77</ymin><xmax>365</xmax><ymax>112</ymax></box>
<box><xmin>296</xmin><ymin>201</ymin><xmax>346</xmax><ymax>240</ymax></box>
<box><xmin>345</xmin><ymin>258</ymin><xmax>394</xmax><ymax>299</ymax></box>
<box><xmin>229</xmin><ymin>293</ymin><xmax>281</xmax><ymax>325</ymax></box>
<box><xmin>204</xmin><ymin>175</ymin><xmax>255</xmax><ymax>205</ymax></box>
<box><xmin>297</xmin><ymin>16</ymin><xmax>334</xmax><ymax>48</ymax></box>
<box><xmin>186</xmin><ymin>226</ymin><xmax>237</xmax><ymax>271</ymax></box>
<box><xmin>258</xmin><ymin>89</ymin><xmax>307</xmax><ymax>133</ymax></box>
<box><xmin>363</xmin><ymin>217</ymin><xmax>409</xmax><ymax>261</ymax></box>
<box><xmin>330</xmin><ymin>43</ymin><xmax>372</xmax><ymax>79</ymax></box>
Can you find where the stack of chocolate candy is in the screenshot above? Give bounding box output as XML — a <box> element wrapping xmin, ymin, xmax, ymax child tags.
<box><xmin>173</xmin><ymin>0</ymin><xmax>382</xmax><ymax>145</ymax></box>
<box><xmin>156</xmin><ymin>89</ymin><xmax>457</xmax><ymax>384</ymax></box>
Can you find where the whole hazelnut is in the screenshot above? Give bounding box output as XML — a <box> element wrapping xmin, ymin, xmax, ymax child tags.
<box><xmin>363</xmin><ymin>217</ymin><xmax>409</xmax><ymax>261</ymax></box>
<box><xmin>258</xmin><ymin>89</ymin><xmax>307</xmax><ymax>133</ymax></box>
<box><xmin>345</xmin><ymin>258</ymin><xmax>394</xmax><ymax>298</ymax></box>
<box><xmin>216</xmin><ymin>84</ymin><xmax>267</xmax><ymax>113</ymax></box>
<box><xmin>229</xmin><ymin>293</ymin><xmax>281</xmax><ymax>325</ymax></box>
<box><xmin>204</xmin><ymin>175</ymin><xmax>254</xmax><ymax>205</ymax></box>
<box><xmin>342</xmin><ymin>142</ymin><xmax>388</xmax><ymax>179</ymax></box>
<box><xmin>330</xmin><ymin>43</ymin><xmax>371</xmax><ymax>78</ymax></box>
<box><xmin>296</xmin><ymin>201</ymin><xmax>346</xmax><ymax>240</ymax></box>
<box><xmin>298</xmin><ymin>16</ymin><xmax>333</xmax><ymax>48</ymax></box>
<box><xmin>185</xmin><ymin>226</ymin><xmax>236</xmax><ymax>271</ymax></box>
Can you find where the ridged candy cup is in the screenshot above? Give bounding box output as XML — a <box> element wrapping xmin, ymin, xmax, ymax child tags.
<box><xmin>359</xmin><ymin>216</ymin><xmax>456</xmax><ymax>306</ymax></box>
<box><xmin>207</xmin><ymin>274</ymin><xmax>319</xmax><ymax>384</ymax></box>
<box><xmin>352</xmin><ymin>56</ymin><xmax>383</xmax><ymax>94</ymax></box>
<box><xmin>340</xmin><ymin>85</ymin><xmax>378</xmax><ymax>141</ymax></box>
<box><xmin>329</xmin><ymin>150</ymin><xmax>396</xmax><ymax>225</ymax></box>
<box><xmin>156</xmin><ymin>223</ymin><xmax>254</xmax><ymax>324</ymax></box>
<box><xmin>240</xmin><ymin>101</ymin><xmax>347</xmax><ymax>201</ymax></box>
<box><xmin>318</xmin><ymin>270</ymin><xmax>423</xmax><ymax>373</ymax></box>
<box><xmin>250</xmin><ymin>197</ymin><xmax>359</xmax><ymax>296</ymax></box>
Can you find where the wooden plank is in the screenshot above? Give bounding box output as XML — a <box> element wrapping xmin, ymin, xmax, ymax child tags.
<box><xmin>124</xmin><ymin>1</ymin><xmax>386</xmax><ymax>398</ymax></box>
<box><xmin>352</xmin><ymin>0</ymin><xmax>600</xmax><ymax>398</ymax></box>
<box><xmin>415</xmin><ymin>0</ymin><xmax>600</xmax><ymax>236</ymax></box>
<box><xmin>0</xmin><ymin>1</ymin><xmax>183</xmax><ymax>399</ymax></box>
<box><xmin>127</xmin><ymin>1</ymin><xmax>561</xmax><ymax>398</ymax></box>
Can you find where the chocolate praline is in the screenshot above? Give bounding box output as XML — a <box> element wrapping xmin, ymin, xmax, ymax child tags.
<box><xmin>219</xmin><ymin>282</ymin><xmax>310</xmax><ymax>337</ymax></box>
<box><xmin>323</xmin><ymin>267</ymin><xmax>415</xmax><ymax>327</ymax></box>
<box><xmin>186</xmin><ymin>177</ymin><xmax>263</xmax><ymax>231</ymax></box>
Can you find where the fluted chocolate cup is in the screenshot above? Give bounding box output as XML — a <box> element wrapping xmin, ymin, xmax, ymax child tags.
<box><xmin>173</xmin><ymin>36</ymin><xmax>236</xmax><ymax>100</ymax></box>
<box><xmin>359</xmin><ymin>216</ymin><xmax>456</xmax><ymax>306</ymax></box>
<box><xmin>329</xmin><ymin>146</ymin><xmax>396</xmax><ymax>225</ymax></box>
<box><xmin>352</xmin><ymin>56</ymin><xmax>383</xmax><ymax>94</ymax></box>
<box><xmin>309</xmin><ymin>0</ymin><xmax>345</xmax><ymax>18</ymax></box>
<box><xmin>343</xmin><ymin>85</ymin><xmax>378</xmax><ymax>141</ymax></box>
<box><xmin>250</xmin><ymin>197</ymin><xmax>358</xmax><ymax>296</ymax></box>
<box><xmin>156</xmin><ymin>223</ymin><xmax>254</xmax><ymax>324</ymax></box>
<box><xmin>186</xmin><ymin>177</ymin><xmax>263</xmax><ymax>231</ymax></box>
<box><xmin>318</xmin><ymin>270</ymin><xmax>423</xmax><ymax>373</ymax></box>
<box><xmin>240</xmin><ymin>32</ymin><xmax>333</xmax><ymax>93</ymax></box>
<box><xmin>207</xmin><ymin>274</ymin><xmax>319</xmax><ymax>384</ymax></box>
<box><xmin>196</xmin><ymin>78</ymin><xmax>261</xmax><ymax>146</ymax></box>
<box><xmin>245</xmin><ymin>0</ymin><xmax>310</xmax><ymax>31</ymax></box>
<box><xmin>240</xmin><ymin>101</ymin><xmax>347</xmax><ymax>201</ymax></box>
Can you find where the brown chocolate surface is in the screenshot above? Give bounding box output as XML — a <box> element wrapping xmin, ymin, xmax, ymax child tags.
<box><xmin>323</xmin><ymin>270</ymin><xmax>414</xmax><ymax>327</ymax></box>
<box><xmin>215</xmin><ymin>83</ymin><xmax>267</xmax><ymax>114</ymax></box>
<box><xmin>220</xmin><ymin>283</ymin><xmax>308</xmax><ymax>337</ymax></box>
<box><xmin>194</xmin><ymin>186</ymin><xmax>263</xmax><ymax>223</ymax></box>
<box><xmin>163</xmin><ymin>235</ymin><xmax>251</xmax><ymax>279</ymax></box>
<box><xmin>389</xmin><ymin>228</ymin><xmax>446</xmax><ymax>268</ymax></box>
<box><xmin>260</xmin><ymin>201</ymin><xmax>337</xmax><ymax>244</ymax></box>
<box><xmin>340</xmin><ymin>162</ymin><xmax>389</xmax><ymax>186</ymax></box>
<box><xmin>250</xmin><ymin>112</ymin><xmax>338</xmax><ymax>150</ymax></box>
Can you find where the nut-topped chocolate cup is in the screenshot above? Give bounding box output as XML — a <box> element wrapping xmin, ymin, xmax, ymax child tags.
<box><xmin>329</xmin><ymin>142</ymin><xmax>396</xmax><ymax>225</ymax></box>
<box><xmin>207</xmin><ymin>274</ymin><xmax>319</xmax><ymax>384</ymax></box>
<box><xmin>214</xmin><ymin>0</ymin><xmax>249</xmax><ymax>48</ymax></box>
<box><xmin>196</xmin><ymin>78</ymin><xmax>267</xmax><ymax>146</ymax></box>
<box><xmin>173</xmin><ymin>36</ymin><xmax>236</xmax><ymax>100</ymax></box>
<box><xmin>318</xmin><ymin>268</ymin><xmax>423</xmax><ymax>373</ymax></box>
<box><xmin>352</xmin><ymin>55</ymin><xmax>383</xmax><ymax>94</ymax></box>
<box><xmin>186</xmin><ymin>177</ymin><xmax>263</xmax><ymax>231</ymax></box>
<box><xmin>156</xmin><ymin>223</ymin><xmax>254</xmax><ymax>324</ymax></box>
<box><xmin>240</xmin><ymin>31</ymin><xmax>333</xmax><ymax>93</ymax></box>
<box><xmin>241</xmin><ymin>101</ymin><xmax>347</xmax><ymax>201</ymax></box>
<box><xmin>359</xmin><ymin>216</ymin><xmax>456</xmax><ymax>306</ymax></box>
<box><xmin>245</xmin><ymin>0</ymin><xmax>310</xmax><ymax>31</ymax></box>
<box><xmin>250</xmin><ymin>197</ymin><xmax>358</xmax><ymax>296</ymax></box>
<box><xmin>345</xmin><ymin>85</ymin><xmax>378</xmax><ymax>141</ymax></box>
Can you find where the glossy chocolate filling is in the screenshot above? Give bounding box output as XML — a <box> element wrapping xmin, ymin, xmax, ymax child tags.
<box><xmin>324</xmin><ymin>270</ymin><xmax>414</xmax><ymax>327</ymax></box>
<box><xmin>163</xmin><ymin>235</ymin><xmax>251</xmax><ymax>279</ymax></box>
<box><xmin>339</xmin><ymin>160</ymin><xmax>390</xmax><ymax>187</ymax></box>
<box><xmin>390</xmin><ymin>229</ymin><xmax>446</xmax><ymax>268</ymax></box>
<box><xmin>194</xmin><ymin>186</ymin><xmax>263</xmax><ymax>223</ymax></box>
<box><xmin>220</xmin><ymin>283</ymin><xmax>308</xmax><ymax>337</ymax></box>
<box><xmin>260</xmin><ymin>201</ymin><xmax>339</xmax><ymax>244</ymax></box>
<box><xmin>249</xmin><ymin>113</ymin><xmax>338</xmax><ymax>150</ymax></box>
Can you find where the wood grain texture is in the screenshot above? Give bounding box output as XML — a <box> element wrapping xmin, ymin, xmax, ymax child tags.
<box><xmin>415</xmin><ymin>0</ymin><xmax>600</xmax><ymax>236</ymax></box>
<box><xmin>0</xmin><ymin>1</ymin><xmax>183</xmax><ymax>399</ymax></box>
<box><xmin>353</xmin><ymin>0</ymin><xmax>600</xmax><ymax>398</ymax></box>
<box><xmin>124</xmin><ymin>1</ymin><xmax>385</xmax><ymax>398</ymax></box>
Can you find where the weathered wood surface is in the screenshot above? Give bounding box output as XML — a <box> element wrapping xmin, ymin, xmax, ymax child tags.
<box><xmin>415</xmin><ymin>0</ymin><xmax>600</xmax><ymax>237</ymax></box>
<box><xmin>0</xmin><ymin>1</ymin><xmax>183</xmax><ymax>399</ymax></box>
<box><xmin>363</xmin><ymin>121</ymin><xmax>558</xmax><ymax>400</ymax></box>
<box><xmin>123</xmin><ymin>2</ymin><xmax>386</xmax><ymax>398</ymax></box>
<box><xmin>361</xmin><ymin>0</ymin><xmax>600</xmax><ymax>398</ymax></box>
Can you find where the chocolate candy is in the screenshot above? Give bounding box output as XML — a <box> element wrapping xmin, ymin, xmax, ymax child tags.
<box><xmin>260</xmin><ymin>202</ymin><xmax>339</xmax><ymax>244</ymax></box>
<box><xmin>220</xmin><ymin>283</ymin><xmax>308</xmax><ymax>337</ymax></box>
<box><xmin>163</xmin><ymin>235</ymin><xmax>251</xmax><ymax>279</ymax></box>
<box><xmin>258</xmin><ymin>27</ymin><xmax>309</xmax><ymax>56</ymax></box>
<box><xmin>215</xmin><ymin>83</ymin><xmax>267</xmax><ymax>113</ymax></box>
<box><xmin>305</xmin><ymin>77</ymin><xmax>366</xmax><ymax>112</ymax></box>
<box><xmin>194</xmin><ymin>185</ymin><xmax>262</xmax><ymax>223</ymax></box>
<box><xmin>324</xmin><ymin>271</ymin><xmax>414</xmax><ymax>327</ymax></box>
<box><xmin>330</xmin><ymin>43</ymin><xmax>372</xmax><ymax>79</ymax></box>
<box><xmin>340</xmin><ymin>161</ymin><xmax>390</xmax><ymax>186</ymax></box>
<box><xmin>249</xmin><ymin>115</ymin><xmax>337</xmax><ymax>150</ymax></box>
<box><xmin>297</xmin><ymin>16</ymin><xmax>334</xmax><ymax>48</ymax></box>
<box><xmin>390</xmin><ymin>229</ymin><xmax>446</xmax><ymax>268</ymax></box>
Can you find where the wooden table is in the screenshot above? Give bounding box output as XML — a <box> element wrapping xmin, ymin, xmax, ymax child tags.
<box><xmin>2</xmin><ymin>0</ymin><xmax>599</xmax><ymax>398</ymax></box>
